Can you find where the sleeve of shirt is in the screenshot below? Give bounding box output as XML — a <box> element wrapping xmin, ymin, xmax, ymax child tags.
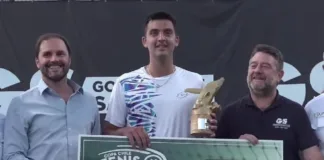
<box><xmin>295</xmin><ymin>105</ymin><xmax>319</xmax><ymax>151</ymax></box>
<box><xmin>3</xmin><ymin>97</ymin><xmax>30</xmax><ymax>160</ymax></box>
<box><xmin>0</xmin><ymin>114</ymin><xmax>5</xmax><ymax>160</ymax></box>
<box><xmin>91</xmin><ymin>105</ymin><xmax>101</xmax><ymax>135</ymax></box>
<box><xmin>215</xmin><ymin>105</ymin><xmax>231</xmax><ymax>138</ymax></box>
<box><xmin>304</xmin><ymin>102</ymin><xmax>316</xmax><ymax>130</ymax></box>
<box><xmin>104</xmin><ymin>77</ymin><xmax>128</xmax><ymax>127</ymax></box>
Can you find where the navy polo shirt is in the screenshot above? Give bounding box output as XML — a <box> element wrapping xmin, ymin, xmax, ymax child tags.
<box><xmin>216</xmin><ymin>92</ymin><xmax>319</xmax><ymax>160</ymax></box>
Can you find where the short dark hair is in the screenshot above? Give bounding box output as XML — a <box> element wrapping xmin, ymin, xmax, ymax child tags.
<box><xmin>144</xmin><ymin>11</ymin><xmax>177</xmax><ymax>34</ymax></box>
<box><xmin>250</xmin><ymin>44</ymin><xmax>284</xmax><ymax>71</ymax></box>
<box><xmin>35</xmin><ymin>33</ymin><xmax>71</xmax><ymax>58</ymax></box>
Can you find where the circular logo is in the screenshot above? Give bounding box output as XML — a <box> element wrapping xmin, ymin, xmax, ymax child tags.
<box><xmin>177</xmin><ymin>92</ymin><xmax>188</xmax><ymax>99</ymax></box>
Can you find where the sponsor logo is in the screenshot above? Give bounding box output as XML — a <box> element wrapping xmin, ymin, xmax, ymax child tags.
<box><xmin>273</xmin><ymin>118</ymin><xmax>290</xmax><ymax>129</ymax></box>
<box><xmin>314</xmin><ymin>112</ymin><xmax>324</xmax><ymax>118</ymax></box>
<box><xmin>97</xmin><ymin>145</ymin><xmax>167</xmax><ymax>160</ymax></box>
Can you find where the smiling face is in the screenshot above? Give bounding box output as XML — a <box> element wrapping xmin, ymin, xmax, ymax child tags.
<box><xmin>35</xmin><ymin>37</ymin><xmax>71</xmax><ymax>83</ymax></box>
<box><xmin>142</xmin><ymin>19</ymin><xmax>179</xmax><ymax>58</ymax></box>
<box><xmin>247</xmin><ymin>52</ymin><xmax>284</xmax><ymax>96</ymax></box>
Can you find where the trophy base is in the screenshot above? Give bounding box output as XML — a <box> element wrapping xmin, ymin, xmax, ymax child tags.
<box><xmin>190</xmin><ymin>129</ymin><xmax>213</xmax><ymax>138</ymax></box>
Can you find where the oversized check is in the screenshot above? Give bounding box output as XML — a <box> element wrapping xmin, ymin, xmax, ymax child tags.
<box><xmin>78</xmin><ymin>135</ymin><xmax>283</xmax><ymax>160</ymax></box>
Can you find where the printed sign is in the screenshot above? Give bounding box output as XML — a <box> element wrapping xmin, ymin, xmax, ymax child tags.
<box><xmin>78</xmin><ymin>135</ymin><xmax>283</xmax><ymax>160</ymax></box>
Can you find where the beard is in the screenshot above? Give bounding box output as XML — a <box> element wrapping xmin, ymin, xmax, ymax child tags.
<box><xmin>247</xmin><ymin>78</ymin><xmax>276</xmax><ymax>97</ymax></box>
<box><xmin>40</xmin><ymin>62</ymin><xmax>69</xmax><ymax>82</ymax></box>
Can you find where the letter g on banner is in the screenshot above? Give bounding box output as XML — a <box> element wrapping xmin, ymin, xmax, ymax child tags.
<box><xmin>277</xmin><ymin>62</ymin><xmax>306</xmax><ymax>105</ymax></box>
<box><xmin>0</xmin><ymin>68</ymin><xmax>21</xmax><ymax>115</ymax></box>
<box><xmin>310</xmin><ymin>60</ymin><xmax>324</xmax><ymax>94</ymax></box>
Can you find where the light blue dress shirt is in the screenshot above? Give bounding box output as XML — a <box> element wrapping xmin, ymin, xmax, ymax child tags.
<box><xmin>3</xmin><ymin>79</ymin><xmax>101</xmax><ymax>160</ymax></box>
<box><xmin>0</xmin><ymin>113</ymin><xmax>5</xmax><ymax>160</ymax></box>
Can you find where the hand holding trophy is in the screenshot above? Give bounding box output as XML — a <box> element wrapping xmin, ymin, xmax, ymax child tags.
<box><xmin>185</xmin><ymin>77</ymin><xmax>225</xmax><ymax>138</ymax></box>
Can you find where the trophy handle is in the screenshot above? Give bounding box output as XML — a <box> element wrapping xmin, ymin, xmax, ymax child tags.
<box><xmin>209</xmin><ymin>102</ymin><xmax>221</xmax><ymax>113</ymax></box>
<box><xmin>184</xmin><ymin>88</ymin><xmax>202</xmax><ymax>94</ymax></box>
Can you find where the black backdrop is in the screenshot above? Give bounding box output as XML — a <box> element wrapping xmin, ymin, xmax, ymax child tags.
<box><xmin>1</xmin><ymin>0</ymin><xmax>324</xmax><ymax>130</ymax></box>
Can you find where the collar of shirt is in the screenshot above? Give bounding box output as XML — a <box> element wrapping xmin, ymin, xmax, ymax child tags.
<box><xmin>37</xmin><ymin>78</ymin><xmax>84</xmax><ymax>95</ymax></box>
<box><xmin>244</xmin><ymin>89</ymin><xmax>283</xmax><ymax>111</ymax></box>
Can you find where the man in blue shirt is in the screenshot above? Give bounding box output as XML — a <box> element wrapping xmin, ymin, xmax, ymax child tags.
<box><xmin>3</xmin><ymin>33</ymin><xmax>101</xmax><ymax>160</ymax></box>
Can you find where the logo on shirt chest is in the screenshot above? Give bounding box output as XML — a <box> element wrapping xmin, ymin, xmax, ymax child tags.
<box><xmin>314</xmin><ymin>112</ymin><xmax>324</xmax><ymax>118</ymax></box>
<box><xmin>176</xmin><ymin>91</ymin><xmax>189</xmax><ymax>99</ymax></box>
<box><xmin>273</xmin><ymin>118</ymin><xmax>290</xmax><ymax>129</ymax></box>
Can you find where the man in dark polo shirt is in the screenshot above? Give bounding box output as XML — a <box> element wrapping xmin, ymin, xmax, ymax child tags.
<box><xmin>215</xmin><ymin>44</ymin><xmax>323</xmax><ymax>160</ymax></box>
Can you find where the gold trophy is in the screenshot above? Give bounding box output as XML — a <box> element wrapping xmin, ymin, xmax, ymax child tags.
<box><xmin>185</xmin><ymin>77</ymin><xmax>225</xmax><ymax>137</ymax></box>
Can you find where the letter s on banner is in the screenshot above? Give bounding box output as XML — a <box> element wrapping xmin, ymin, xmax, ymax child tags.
<box><xmin>82</xmin><ymin>77</ymin><xmax>118</xmax><ymax>114</ymax></box>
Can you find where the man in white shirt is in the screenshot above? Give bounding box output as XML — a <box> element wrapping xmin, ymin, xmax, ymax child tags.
<box><xmin>305</xmin><ymin>92</ymin><xmax>324</xmax><ymax>155</ymax></box>
<box><xmin>305</xmin><ymin>52</ymin><xmax>324</xmax><ymax>156</ymax></box>
<box><xmin>104</xmin><ymin>11</ymin><xmax>217</xmax><ymax>149</ymax></box>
